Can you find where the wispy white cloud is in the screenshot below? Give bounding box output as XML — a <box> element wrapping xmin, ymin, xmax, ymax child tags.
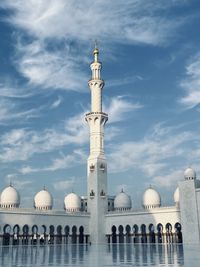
<box><xmin>51</xmin><ymin>95</ymin><xmax>63</xmax><ymax>109</ymax></box>
<box><xmin>1</xmin><ymin>0</ymin><xmax>187</xmax><ymax>45</ymax></box>
<box><xmin>53</xmin><ymin>178</ymin><xmax>76</xmax><ymax>191</ymax></box>
<box><xmin>180</xmin><ymin>53</ymin><xmax>200</xmax><ymax>108</ymax></box>
<box><xmin>0</xmin><ymin>0</ymin><xmax>189</xmax><ymax>92</ymax></box>
<box><xmin>108</xmin><ymin>122</ymin><xmax>200</xmax><ymax>188</ymax></box>
<box><xmin>104</xmin><ymin>96</ymin><xmax>142</xmax><ymax>123</ymax></box>
<box><xmin>152</xmin><ymin>170</ymin><xmax>182</xmax><ymax>188</ymax></box>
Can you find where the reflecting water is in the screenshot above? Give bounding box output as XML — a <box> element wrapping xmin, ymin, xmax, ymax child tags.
<box><xmin>0</xmin><ymin>243</ymin><xmax>199</xmax><ymax>267</ymax></box>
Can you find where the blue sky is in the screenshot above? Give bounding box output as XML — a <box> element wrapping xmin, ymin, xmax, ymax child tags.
<box><xmin>0</xmin><ymin>0</ymin><xmax>200</xmax><ymax>208</ymax></box>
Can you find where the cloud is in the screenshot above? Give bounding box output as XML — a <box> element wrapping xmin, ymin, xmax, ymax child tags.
<box><xmin>108</xmin><ymin>122</ymin><xmax>199</xmax><ymax>186</ymax></box>
<box><xmin>15</xmin><ymin>40</ymin><xmax>87</xmax><ymax>92</ymax></box>
<box><xmin>51</xmin><ymin>95</ymin><xmax>63</xmax><ymax>109</ymax></box>
<box><xmin>1</xmin><ymin>0</ymin><xmax>186</xmax><ymax>45</ymax></box>
<box><xmin>0</xmin><ymin>1</ymin><xmax>189</xmax><ymax>92</ymax></box>
<box><xmin>180</xmin><ymin>53</ymin><xmax>200</xmax><ymax>108</ymax></box>
<box><xmin>152</xmin><ymin>170</ymin><xmax>182</xmax><ymax>188</ymax></box>
<box><xmin>53</xmin><ymin>178</ymin><xmax>76</xmax><ymax>191</ymax></box>
<box><xmin>0</xmin><ymin>98</ymin><xmax>42</xmax><ymax>124</ymax></box>
<box><xmin>104</xmin><ymin>96</ymin><xmax>142</xmax><ymax>123</ymax></box>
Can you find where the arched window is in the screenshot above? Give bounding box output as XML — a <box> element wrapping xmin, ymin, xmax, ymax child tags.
<box><xmin>79</xmin><ymin>226</ymin><xmax>84</xmax><ymax>244</ymax></box>
<box><xmin>111</xmin><ymin>225</ymin><xmax>117</xmax><ymax>243</ymax></box>
<box><xmin>141</xmin><ymin>224</ymin><xmax>147</xmax><ymax>243</ymax></box>
<box><xmin>72</xmin><ymin>225</ymin><xmax>77</xmax><ymax>244</ymax></box>
<box><xmin>157</xmin><ymin>223</ymin><xmax>163</xmax><ymax>243</ymax></box>
<box><xmin>175</xmin><ymin>223</ymin><xmax>182</xmax><ymax>243</ymax></box>
<box><xmin>118</xmin><ymin>225</ymin><xmax>124</xmax><ymax>243</ymax></box>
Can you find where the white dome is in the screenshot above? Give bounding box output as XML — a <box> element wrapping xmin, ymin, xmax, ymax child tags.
<box><xmin>184</xmin><ymin>167</ymin><xmax>196</xmax><ymax>180</ymax></box>
<box><xmin>143</xmin><ymin>187</ymin><xmax>161</xmax><ymax>209</ymax></box>
<box><xmin>64</xmin><ymin>193</ymin><xmax>81</xmax><ymax>212</ymax></box>
<box><xmin>34</xmin><ymin>189</ymin><xmax>53</xmax><ymax>210</ymax></box>
<box><xmin>0</xmin><ymin>185</ymin><xmax>20</xmax><ymax>208</ymax></box>
<box><xmin>114</xmin><ymin>190</ymin><xmax>132</xmax><ymax>210</ymax></box>
<box><xmin>174</xmin><ymin>187</ymin><xmax>180</xmax><ymax>205</ymax></box>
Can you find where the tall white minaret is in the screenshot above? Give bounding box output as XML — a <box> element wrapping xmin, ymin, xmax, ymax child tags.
<box><xmin>85</xmin><ymin>47</ymin><xmax>108</xmax><ymax>243</ymax></box>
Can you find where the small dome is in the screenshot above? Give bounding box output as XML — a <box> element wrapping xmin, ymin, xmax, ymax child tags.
<box><xmin>114</xmin><ymin>190</ymin><xmax>132</xmax><ymax>211</ymax></box>
<box><xmin>184</xmin><ymin>167</ymin><xmax>196</xmax><ymax>180</ymax></box>
<box><xmin>0</xmin><ymin>185</ymin><xmax>20</xmax><ymax>208</ymax></box>
<box><xmin>64</xmin><ymin>193</ymin><xmax>81</xmax><ymax>212</ymax></box>
<box><xmin>34</xmin><ymin>189</ymin><xmax>53</xmax><ymax>210</ymax></box>
<box><xmin>174</xmin><ymin>187</ymin><xmax>179</xmax><ymax>206</ymax></box>
<box><xmin>143</xmin><ymin>187</ymin><xmax>161</xmax><ymax>209</ymax></box>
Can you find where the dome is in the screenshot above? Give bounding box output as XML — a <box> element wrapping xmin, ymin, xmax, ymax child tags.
<box><xmin>114</xmin><ymin>190</ymin><xmax>132</xmax><ymax>211</ymax></box>
<box><xmin>174</xmin><ymin>187</ymin><xmax>180</xmax><ymax>206</ymax></box>
<box><xmin>64</xmin><ymin>193</ymin><xmax>81</xmax><ymax>212</ymax></box>
<box><xmin>0</xmin><ymin>185</ymin><xmax>20</xmax><ymax>208</ymax></box>
<box><xmin>34</xmin><ymin>189</ymin><xmax>53</xmax><ymax>210</ymax></box>
<box><xmin>184</xmin><ymin>167</ymin><xmax>196</xmax><ymax>180</ymax></box>
<box><xmin>143</xmin><ymin>187</ymin><xmax>161</xmax><ymax>209</ymax></box>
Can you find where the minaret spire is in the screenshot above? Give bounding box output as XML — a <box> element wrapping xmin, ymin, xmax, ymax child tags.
<box><xmin>85</xmin><ymin>47</ymin><xmax>108</xmax><ymax>243</ymax></box>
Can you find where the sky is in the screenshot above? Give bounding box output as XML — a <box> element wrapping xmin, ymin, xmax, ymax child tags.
<box><xmin>0</xmin><ymin>0</ymin><xmax>200</xmax><ymax>208</ymax></box>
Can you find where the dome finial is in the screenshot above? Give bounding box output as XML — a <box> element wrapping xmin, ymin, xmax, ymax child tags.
<box><xmin>93</xmin><ymin>40</ymin><xmax>99</xmax><ymax>62</ymax></box>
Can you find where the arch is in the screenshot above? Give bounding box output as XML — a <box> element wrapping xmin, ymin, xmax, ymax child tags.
<box><xmin>22</xmin><ymin>224</ymin><xmax>29</xmax><ymax>245</ymax></box>
<box><xmin>149</xmin><ymin>224</ymin><xmax>155</xmax><ymax>243</ymax></box>
<box><xmin>64</xmin><ymin>225</ymin><xmax>70</xmax><ymax>244</ymax></box>
<box><xmin>141</xmin><ymin>224</ymin><xmax>147</xmax><ymax>243</ymax></box>
<box><xmin>3</xmin><ymin>224</ymin><xmax>11</xmax><ymax>234</ymax></box>
<box><xmin>133</xmin><ymin>224</ymin><xmax>139</xmax><ymax>243</ymax></box>
<box><xmin>48</xmin><ymin>225</ymin><xmax>55</xmax><ymax>244</ymax></box>
<box><xmin>13</xmin><ymin>224</ymin><xmax>20</xmax><ymax>234</ymax></box>
<box><xmin>118</xmin><ymin>225</ymin><xmax>124</xmax><ymax>243</ymax></box>
<box><xmin>72</xmin><ymin>225</ymin><xmax>77</xmax><ymax>244</ymax></box>
<box><xmin>125</xmin><ymin>225</ymin><xmax>131</xmax><ymax>243</ymax></box>
<box><xmin>56</xmin><ymin>225</ymin><xmax>62</xmax><ymax>244</ymax></box>
<box><xmin>175</xmin><ymin>223</ymin><xmax>182</xmax><ymax>243</ymax></box>
<box><xmin>23</xmin><ymin>224</ymin><xmax>29</xmax><ymax>234</ymax></box>
<box><xmin>3</xmin><ymin>224</ymin><xmax>11</xmax><ymax>245</ymax></box>
<box><xmin>32</xmin><ymin>225</ymin><xmax>38</xmax><ymax>245</ymax></box>
<box><xmin>157</xmin><ymin>223</ymin><xmax>163</xmax><ymax>243</ymax></box>
<box><xmin>111</xmin><ymin>225</ymin><xmax>117</xmax><ymax>243</ymax></box>
<box><xmin>79</xmin><ymin>226</ymin><xmax>84</xmax><ymax>244</ymax></box>
<box><xmin>32</xmin><ymin>225</ymin><xmax>38</xmax><ymax>234</ymax></box>
<box><xmin>166</xmin><ymin>223</ymin><xmax>173</xmax><ymax>243</ymax></box>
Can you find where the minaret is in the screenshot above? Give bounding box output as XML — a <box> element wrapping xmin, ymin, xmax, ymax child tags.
<box><xmin>85</xmin><ymin>47</ymin><xmax>108</xmax><ymax>243</ymax></box>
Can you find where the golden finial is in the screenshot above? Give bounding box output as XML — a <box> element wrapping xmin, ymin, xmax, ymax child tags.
<box><xmin>93</xmin><ymin>40</ymin><xmax>99</xmax><ymax>62</ymax></box>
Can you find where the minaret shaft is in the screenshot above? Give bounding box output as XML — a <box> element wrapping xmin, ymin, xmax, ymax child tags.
<box><xmin>85</xmin><ymin>47</ymin><xmax>108</xmax><ymax>243</ymax></box>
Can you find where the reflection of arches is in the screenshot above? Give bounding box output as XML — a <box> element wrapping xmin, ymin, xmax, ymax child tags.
<box><xmin>111</xmin><ymin>225</ymin><xmax>117</xmax><ymax>243</ymax></box>
<box><xmin>118</xmin><ymin>225</ymin><xmax>124</xmax><ymax>243</ymax></box>
<box><xmin>149</xmin><ymin>224</ymin><xmax>155</xmax><ymax>243</ymax></box>
<box><xmin>175</xmin><ymin>223</ymin><xmax>182</xmax><ymax>243</ymax></box>
<box><xmin>79</xmin><ymin>226</ymin><xmax>84</xmax><ymax>244</ymax></box>
<box><xmin>125</xmin><ymin>225</ymin><xmax>131</xmax><ymax>243</ymax></box>
<box><xmin>157</xmin><ymin>223</ymin><xmax>163</xmax><ymax>243</ymax></box>
<box><xmin>141</xmin><ymin>224</ymin><xmax>147</xmax><ymax>243</ymax></box>
<box><xmin>57</xmin><ymin>225</ymin><xmax>62</xmax><ymax>244</ymax></box>
<box><xmin>72</xmin><ymin>225</ymin><xmax>77</xmax><ymax>244</ymax></box>
<box><xmin>133</xmin><ymin>224</ymin><xmax>138</xmax><ymax>243</ymax></box>
<box><xmin>64</xmin><ymin>225</ymin><xmax>70</xmax><ymax>243</ymax></box>
<box><xmin>3</xmin><ymin>224</ymin><xmax>11</xmax><ymax>245</ymax></box>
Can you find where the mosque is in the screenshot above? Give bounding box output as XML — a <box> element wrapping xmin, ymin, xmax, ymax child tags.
<box><xmin>0</xmin><ymin>48</ymin><xmax>200</xmax><ymax>245</ymax></box>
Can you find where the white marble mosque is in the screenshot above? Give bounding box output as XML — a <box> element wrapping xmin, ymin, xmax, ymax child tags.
<box><xmin>0</xmin><ymin>48</ymin><xmax>200</xmax><ymax>245</ymax></box>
